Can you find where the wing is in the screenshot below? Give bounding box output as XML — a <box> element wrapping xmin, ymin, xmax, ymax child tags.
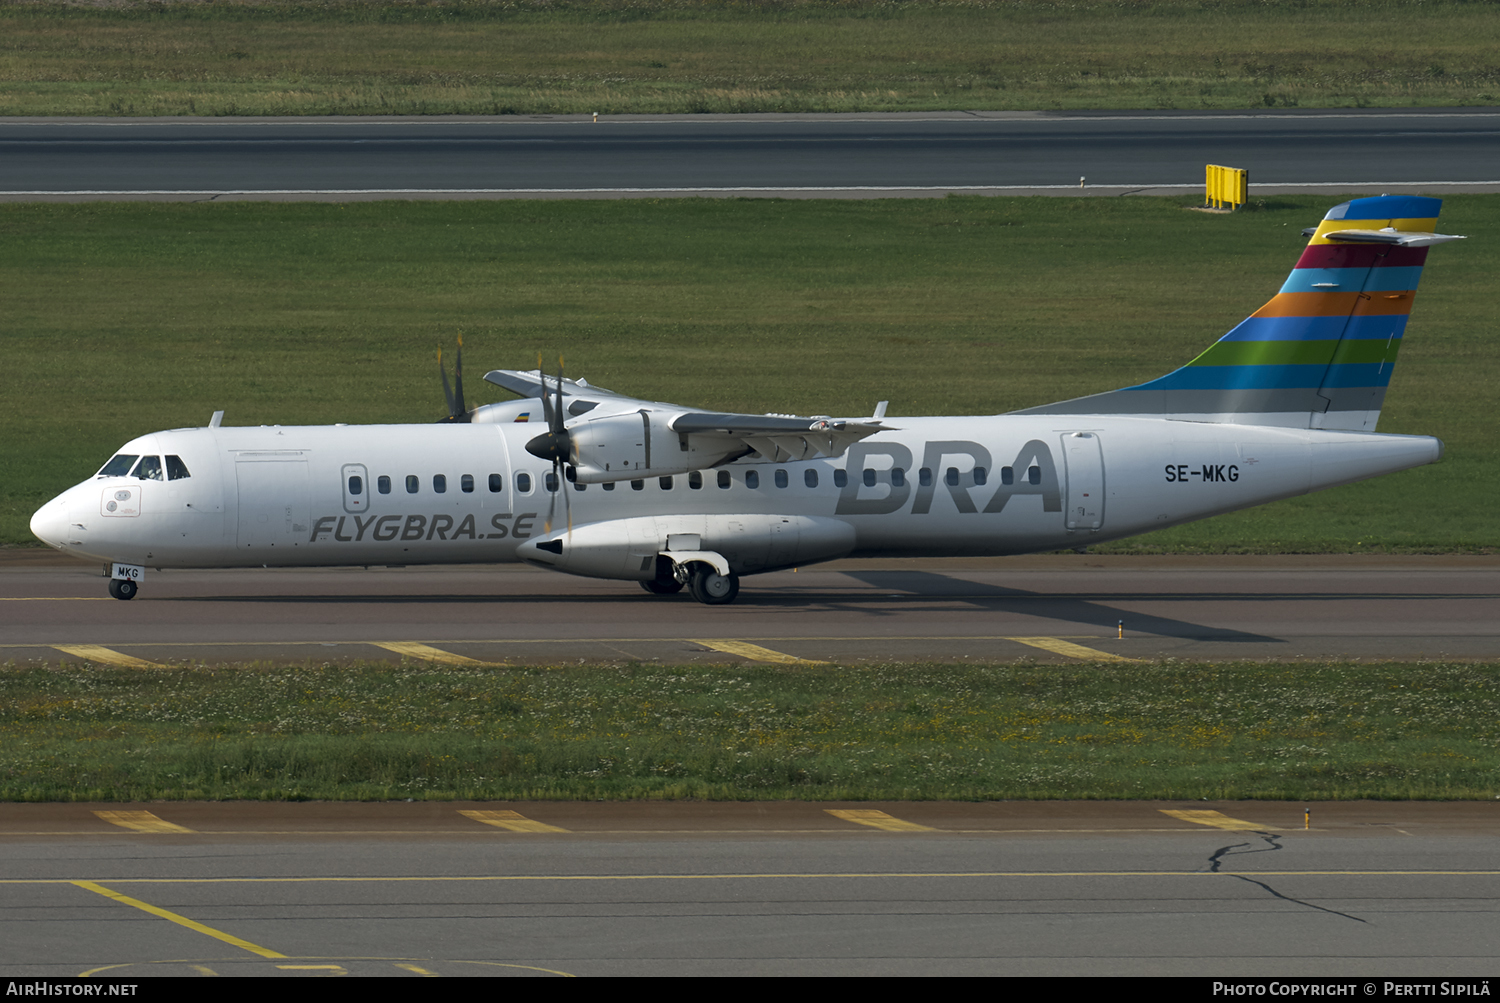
<box><xmin>669</xmin><ymin>412</ymin><xmax>886</xmax><ymax>462</ymax></box>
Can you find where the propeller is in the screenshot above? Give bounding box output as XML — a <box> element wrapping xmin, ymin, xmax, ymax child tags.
<box><xmin>525</xmin><ymin>355</ymin><xmax>573</xmax><ymax>536</ymax></box>
<box><xmin>436</xmin><ymin>334</ymin><xmax>471</xmax><ymax>423</ymax></box>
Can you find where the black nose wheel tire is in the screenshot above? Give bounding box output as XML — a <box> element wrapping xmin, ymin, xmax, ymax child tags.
<box><xmin>688</xmin><ymin>567</ymin><xmax>739</xmax><ymax>605</ymax></box>
<box><xmin>108</xmin><ymin>578</ymin><xmax>138</xmax><ymax>600</ymax></box>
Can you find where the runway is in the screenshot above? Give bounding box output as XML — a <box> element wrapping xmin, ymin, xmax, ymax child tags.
<box><xmin>3</xmin><ymin>555</ymin><xmax>1497</xmax><ymax>665</ymax></box>
<box><xmin>2</xmin><ymin>800</ymin><xmax>1497</xmax><ymax>977</ymax></box>
<box><xmin>3</xmin><ymin>109</ymin><xmax>1498</xmax><ymax>201</ymax></box>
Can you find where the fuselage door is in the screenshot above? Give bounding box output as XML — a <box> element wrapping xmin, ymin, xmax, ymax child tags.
<box><xmin>236</xmin><ymin>457</ymin><xmax>311</xmax><ymax>551</ymax></box>
<box><xmin>1061</xmin><ymin>432</ymin><xmax>1105</xmax><ymax>532</ymax></box>
<box><xmin>342</xmin><ymin>463</ymin><xmax>370</xmax><ymax>514</ymax></box>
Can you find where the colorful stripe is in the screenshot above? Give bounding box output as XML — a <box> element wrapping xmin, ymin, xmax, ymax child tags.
<box><xmin>1217</xmin><ymin>314</ymin><xmax>1409</xmax><ymax>343</ymax></box>
<box><xmin>1017</xmin><ymin>195</ymin><xmax>1444</xmax><ymax>430</ymax></box>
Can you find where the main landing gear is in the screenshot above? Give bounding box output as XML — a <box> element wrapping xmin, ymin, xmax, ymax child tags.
<box><xmin>639</xmin><ymin>557</ymin><xmax>740</xmax><ymax>605</ymax></box>
<box><xmin>108</xmin><ymin>578</ymin><xmax>138</xmax><ymax>600</ymax></box>
<box><xmin>687</xmin><ymin>566</ymin><xmax>739</xmax><ymax>605</ymax></box>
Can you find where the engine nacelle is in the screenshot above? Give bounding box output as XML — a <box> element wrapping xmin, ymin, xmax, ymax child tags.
<box><xmin>569</xmin><ymin>410</ymin><xmax>743</xmax><ymax>483</ymax></box>
<box><xmin>516</xmin><ymin>513</ymin><xmax>857</xmax><ymax>580</ymax></box>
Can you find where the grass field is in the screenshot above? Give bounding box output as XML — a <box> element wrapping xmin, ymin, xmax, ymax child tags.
<box><xmin>3</xmin><ymin>193</ymin><xmax>1495</xmax><ymax>552</ymax></box>
<box><xmin>3</xmin><ymin>659</ymin><xmax>1494</xmax><ymax>802</ymax></box>
<box><xmin>2</xmin><ymin>0</ymin><xmax>1499</xmax><ymax>116</ymax></box>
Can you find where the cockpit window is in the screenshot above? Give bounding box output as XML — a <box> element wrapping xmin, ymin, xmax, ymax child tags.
<box><xmin>98</xmin><ymin>454</ymin><xmax>139</xmax><ymax>477</ymax></box>
<box><xmin>165</xmin><ymin>455</ymin><xmax>191</xmax><ymax>481</ymax></box>
<box><xmin>132</xmin><ymin>456</ymin><xmax>163</xmax><ymax>481</ymax></box>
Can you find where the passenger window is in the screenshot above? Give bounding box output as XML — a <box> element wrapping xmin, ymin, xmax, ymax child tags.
<box><xmin>378</xmin><ymin>475</ymin><xmax>392</xmax><ymax>494</ymax></box>
<box><xmin>746</xmin><ymin>470</ymin><xmax>760</xmax><ymax>489</ymax></box>
<box><xmin>488</xmin><ymin>473</ymin><xmax>503</xmax><ymax>493</ymax></box>
<box><xmin>919</xmin><ymin>467</ymin><xmax>933</xmax><ymax>487</ymax></box>
<box><xmin>946</xmin><ymin>467</ymin><xmax>960</xmax><ymax>487</ymax></box>
<box><xmin>516</xmin><ymin>472</ymin><xmax>532</xmax><ymax>493</ymax></box>
<box><xmin>165</xmin><ymin>455</ymin><xmax>192</xmax><ymax>481</ymax></box>
<box><xmin>833</xmin><ymin>469</ymin><xmax>847</xmax><ymax>488</ymax></box>
<box><xmin>862</xmin><ymin>469</ymin><xmax>875</xmax><ymax>488</ymax></box>
<box><xmin>974</xmin><ymin>466</ymin><xmax>988</xmax><ymax>486</ymax></box>
<box><xmin>347</xmin><ymin>475</ymin><xmax>363</xmax><ymax>496</ymax></box>
<box><xmin>1028</xmin><ymin>465</ymin><xmax>1042</xmax><ymax>485</ymax></box>
<box><xmin>774</xmin><ymin>469</ymin><xmax>788</xmax><ymax>488</ymax></box>
<box><xmin>631</xmin><ymin>479</ymin><xmax>644</xmax><ymax>491</ymax></box>
<box><xmin>717</xmin><ymin>470</ymin><xmax>731</xmax><ymax>489</ymax></box>
<box><xmin>891</xmin><ymin>468</ymin><xmax>905</xmax><ymax>487</ymax></box>
<box><xmin>1001</xmin><ymin>466</ymin><xmax>1014</xmax><ymax>486</ymax></box>
<box><xmin>659</xmin><ymin>476</ymin><xmax>673</xmax><ymax>490</ymax></box>
<box><xmin>132</xmin><ymin>456</ymin><xmax>163</xmax><ymax>481</ymax></box>
<box><xmin>804</xmin><ymin>469</ymin><xmax>818</xmax><ymax>488</ymax></box>
<box><xmin>98</xmin><ymin>454</ymin><xmax>139</xmax><ymax>477</ymax></box>
<box><xmin>434</xmin><ymin>474</ymin><xmax>447</xmax><ymax>494</ymax></box>
<box><xmin>461</xmin><ymin>474</ymin><xmax>474</xmax><ymax>493</ymax></box>
<box><xmin>406</xmin><ymin>475</ymin><xmax>419</xmax><ymax>494</ymax></box>
<box><xmin>545</xmin><ymin>471</ymin><xmax>559</xmax><ymax>492</ymax></box>
<box><xmin>688</xmin><ymin>471</ymin><xmax>703</xmax><ymax>490</ymax></box>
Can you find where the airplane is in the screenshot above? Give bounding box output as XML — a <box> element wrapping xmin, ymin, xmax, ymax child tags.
<box><xmin>29</xmin><ymin>194</ymin><xmax>1463</xmax><ymax>605</ymax></box>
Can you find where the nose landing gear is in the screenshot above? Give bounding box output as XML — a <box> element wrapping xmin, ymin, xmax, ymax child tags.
<box><xmin>108</xmin><ymin>578</ymin><xmax>138</xmax><ymax>600</ymax></box>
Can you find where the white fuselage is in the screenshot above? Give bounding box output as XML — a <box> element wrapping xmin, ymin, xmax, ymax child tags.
<box><xmin>30</xmin><ymin>415</ymin><xmax>1441</xmax><ymax>576</ymax></box>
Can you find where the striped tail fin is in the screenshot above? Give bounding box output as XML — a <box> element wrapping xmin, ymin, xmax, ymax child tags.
<box><xmin>1016</xmin><ymin>195</ymin><xmax>1463</xmax><ymax>430</ymax></box>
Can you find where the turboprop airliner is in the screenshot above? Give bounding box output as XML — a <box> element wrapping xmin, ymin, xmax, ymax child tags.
<box><xmin>30</xmin><ymin>195</ymin><xmax>1463</xmax><ymax>604</ymax></box>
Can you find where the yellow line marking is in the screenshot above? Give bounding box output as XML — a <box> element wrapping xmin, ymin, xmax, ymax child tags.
<box><xmin>1160</xmin><ymin>809</ymin><xmax>1267</xmax><ymax>831</ymax></box>
<box><xmin>395</xmin><ymin>963</ymin><xmax>439</xmax><ymax>976</ymax></box>
<box><xmin>0</xmin><ymin>597</ymin><xmax>114</xmax><ymax>601</ymax></box>
<box><xmin>189</xmin><ymin>965</ymin><xmax>219</xmax><ymax>976</ymax></box>
<box><xmin>93</xmin><ymin>810</ymin><xmax>194</xmax><ymax>834</ymax></box>
<box><xmin>458</xmin><ymin>809</ymin><xmax>569</xmax><ymax>833</ymax></box>
<box><xmin>52</xmin><ymin>644</ymin><xmax>162</xmax><ymax>668</ymax></box>
<box><xmin>277</xmin><ymin>965</ymin><xmax>347</xmax><ymax>975</ymax></box>
<box><xmin>371</xmin><ymin>642</ymin><xmax>487</xmax><ymax>665</ymax></box>
<box><xmin>71</xmin><ymin>880</ymin><xmax>288</xmax><ymax>958</ymax></box>
<box><xmin>1005</xmin><ymin>636</ymin><xmax>1140</xmax><ymax>662</ymax></box>
<box><xmin>695</xmin><ymin>639</ymin><xmax>826</xmax><ymax>664</ymax></box>
<box><xmin>825</xmin><ymin>809</ymin><xmax>937</xmax><ymax>832</ymax></box>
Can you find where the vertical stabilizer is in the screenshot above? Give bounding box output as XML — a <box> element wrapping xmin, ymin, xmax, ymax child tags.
<box><xmin>1016</xmin><ymin>196</ymin><xmax>1462</xmax><ymax>429</ymax></box>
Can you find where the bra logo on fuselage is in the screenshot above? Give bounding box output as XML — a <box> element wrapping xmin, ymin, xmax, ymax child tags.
<box><xmin>834</xmin><ymin>440</ymin><xmax>1062</xmax><ymax>516</ymax></box>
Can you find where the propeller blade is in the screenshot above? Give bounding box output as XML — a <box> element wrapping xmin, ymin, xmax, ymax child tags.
<box><xmin>551</xmin><ymin>357</ymin><xmax>567</xmax><ymax>435</ymax></box>
<box><xmin>453</xmin><ymin>333</ymin><xmax>467</xmax><ymax>417</ymax></box>
<box><xmin>439</xmin><ymin>346</ymin><xmax>458</xmax><ymax>417</ymax></box>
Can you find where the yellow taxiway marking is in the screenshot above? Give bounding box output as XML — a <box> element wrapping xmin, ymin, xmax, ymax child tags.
<box><xmin>395</xmin><ymin>963</ymin><xmax>439</xmax><ymax>976</ymax></box>
<box><xmin>695</xmin><ymin>639</ymin><xmax>826</xmax><ymax>664</ymax></box>
<box><xmin>71</xmin><ymin>880</ymin><xmax>287</xmax><ymax>959</ymax></box>
<box><xmin>277</xmin><ymin>965</ymin><xmax>347</xmax><ymax>975</ymax></box>
<box><xmin>371</xmin><ymin>641</ymin><xmax>487</xmax><ymax>665</ymax></box>
<box><xmin>93</xmin><ymin>811</ymin><xmax>194</xmax><ymax>834</ymax></box>
<box><xmin>1005</xmin><ymin>636</ymin><xmax>1140</xmax><ymax>662</ymax></box>
<box><xmin>52</xmin><ymin>644</ymin><xmax>162</xmax><ymax>668</ymax></box>
<box><xmin>825</xmin><ymin>809</ymin><xmax>937</xmax><ymax>832</ymax></box>
<box><xmin>1160</xmin><ymin>809</ymin><xmax>1267</xmax><ymax>832</ymax></box>
<box><xmin>459</xmin><ymin>809</ymin><xmax>569</xmax><ymax>833</ymax></box>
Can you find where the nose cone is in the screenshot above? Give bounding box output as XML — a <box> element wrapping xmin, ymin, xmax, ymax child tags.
<box><xmin>30</xmin><ymin>494</ymin><xmax>69</xmax><ymax>549</ymax></box>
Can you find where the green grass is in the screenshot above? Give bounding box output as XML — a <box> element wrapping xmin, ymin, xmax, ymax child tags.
<box><xmin>3</xmin><ymin>194</ymin><xmax>1495</xmax><ymax>552</ymax></box>
<box><xmin>3</xmin><ymin>659</ymin><xmax>1495</xmax><ymax>801</ymax></box>
<box><xmin>2</xmin><ymin>0</ymin><xmax>1500</xmax><ymax>116</ymax></box>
